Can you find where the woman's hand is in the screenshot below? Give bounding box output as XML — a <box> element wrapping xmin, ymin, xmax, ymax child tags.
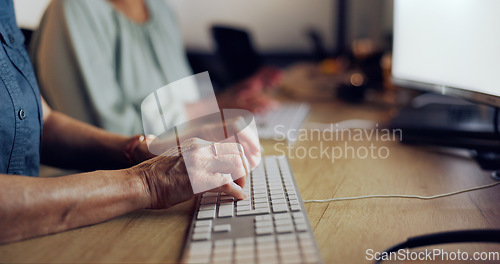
<box><xmin>130</xmin><ymin>138</ymin><xmax>251</xmax><ymax>209</ymax></box>
<box><xmin>217</xmin><ymin>66</ymin><xmax>283</xmax><ymax>114</ymax></box>
<box><xmin>142</xmin><ymin>112</ymin><xmax>261</xmax><ymax>169</ymax></box>
<box><xmin>197</xmin><ymin>115</ymin><xmax>261</xmax><ymax>169</ymax></box>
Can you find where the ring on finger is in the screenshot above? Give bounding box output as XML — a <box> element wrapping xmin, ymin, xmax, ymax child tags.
<box><xmin>212</xmin><ymin>142</ymin><xmax>218</xmax><ymax>157</ymax></box>
<box><xmin>237</xmin><ymin>144</ymin><xmax>249</xmax><ymax>178</ymax></box>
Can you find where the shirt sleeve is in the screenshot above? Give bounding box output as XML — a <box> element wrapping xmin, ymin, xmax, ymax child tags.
<box><xmin>32</xmin><ymin>0</ymin><xmax>144</xmax><ymax>135</ymax></box>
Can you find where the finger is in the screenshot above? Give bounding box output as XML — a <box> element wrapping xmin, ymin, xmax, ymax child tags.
<box><xmin>207</xmin><ymin>154</ymin><xmax>248</xmax><ymax>181</ymax></box>
<box><xmin>237</xmin><ymin>139</ymin><xmax>258</xmax><ymax>170</ymax></box>
<box><xmin>215</xmin><ymin>141</ymin><xmax>255</xmax><ymax>170</ymax></box>
<box><xmin>215</xmin><ymin>142</ymin><xmax>242</xmax><ymax>156</ymax></box>
<box><xmin>226</xmin><ymin>123</ymin><xmax>261</xmax><ymax>168</ymax></box>
<box><xmin>221</xmin><ymin>137</ymin><xmax>258</xmax><ymax>170</ymax></box>
<box><xmin>244</xmin><ymin>96</ymin><xmax>276</xmax><ymax>113</ymax></box>
<box><xmin>254</xmin><ymin>67</ymin><xmax>283</xmax><ymax>89</ymax></box>
<box><xmin>238</xmin><ymin>81</ymin><xmax>264</xmax><ymax>100</ymax></box>
<box><xmin>214</xmin><ymin>181</ymin><xmax>246</xmax><ymax>200</ymax></box>
<box><xmin>234</xmin><ymin>175</ymin><xmax>246</xmax><ymax>189</ymax></box>
<box><xmin>225</xmin><ymin>117</ymin><xmax>259</xmax><ymax>153</ymax></box>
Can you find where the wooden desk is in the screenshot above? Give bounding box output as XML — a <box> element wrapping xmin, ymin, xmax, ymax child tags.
<box><xmin>1</xmin><ymin>101</ymin><xmax>499</xmax><ymax>263</ymax></box>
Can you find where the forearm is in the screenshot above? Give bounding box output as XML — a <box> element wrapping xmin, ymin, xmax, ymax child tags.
<box><xmin>41</xmin><ymin>111</ymin><xmax>131</xmax><ymax>170</ymax></box>
<box><xmin>0</xmin><ymin>170</ymin><xmax>148</xmax><ymax>244</ymax></box>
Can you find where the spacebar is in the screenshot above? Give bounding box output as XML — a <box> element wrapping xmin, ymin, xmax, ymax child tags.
<box><xmin>236</xmin><ymin>208</ymin><xmax>270</xmax><ymax>216</ymax></box>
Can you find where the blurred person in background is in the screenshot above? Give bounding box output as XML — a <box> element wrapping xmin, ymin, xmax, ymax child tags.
<box><xmin>0</xmin><ymin>0</ymin><xmax>258</xmax><ymax>244</ymax></box>
<box><xmin>31</xmin><ymin>0</ymin><xmax>282</xmax><ymax>136</ymax></box>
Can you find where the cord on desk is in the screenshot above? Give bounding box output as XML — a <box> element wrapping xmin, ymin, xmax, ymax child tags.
<box><xmin>303</xmin><ymin>181</ymin><xmax>500</xmax><ymax>203</ymax></box>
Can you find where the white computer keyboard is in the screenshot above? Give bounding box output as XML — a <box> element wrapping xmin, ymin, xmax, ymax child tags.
<box><xmin>182</xmin><ymin>155</ymin><xmax>322</xmax><ymax>264</ymax></box>
<box><xmin>255</xmin><ymin>103</ymin><xmax>310</xmax><ymax>144</ymax></box>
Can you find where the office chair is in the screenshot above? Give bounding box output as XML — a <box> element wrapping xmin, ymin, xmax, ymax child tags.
<box><xmin>211</xmin><ymin>25</ymin><xmax>262</xmax><ymax>85</ymax></box>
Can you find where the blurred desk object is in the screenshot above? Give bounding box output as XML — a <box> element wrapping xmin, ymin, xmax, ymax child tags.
<box><xmin>281</xmin><ymin>62</ymin><xmax>341</xmax><ymax>101</ymax></box>
<box><xmin>1</xmin><ymin>100</ymin><xmax>499</xmax><ymax>263</ymax></box>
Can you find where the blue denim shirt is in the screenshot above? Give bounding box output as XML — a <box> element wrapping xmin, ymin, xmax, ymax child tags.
<box><xmin>0</xmin><ymin>0</ymin><xmax>43</xmax><ymax>176</ymax></box>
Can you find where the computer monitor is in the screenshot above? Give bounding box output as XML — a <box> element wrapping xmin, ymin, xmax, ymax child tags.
<box><xmin>389</xmin><ymin>0</ymin><xmax>500</xmax><ymax>171</ymax></box>
<box><xmin>392</xmin><ymin>0</ymin><xmax>500</xmax><ymax>107</ymax></box>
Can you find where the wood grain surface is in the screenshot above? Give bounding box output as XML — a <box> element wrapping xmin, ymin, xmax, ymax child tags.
<box><xmin>1</xmin><ymin>100</ymin><xmax>499</xmax><ymax>263</ymax></box>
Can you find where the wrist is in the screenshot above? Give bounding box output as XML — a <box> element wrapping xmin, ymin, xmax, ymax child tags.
<box><xmin>123</xmin><ymin>166</ymin><xmax>152</xmax><ymax>210</ymax></box>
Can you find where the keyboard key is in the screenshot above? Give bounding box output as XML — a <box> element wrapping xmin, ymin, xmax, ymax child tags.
<box><xmin>212</xmin><ymin>256</ymin><xmax>232</xmax><ymax>264</ymax></box>
<box><xmin>298</xmin><ymin>233</ymin><xmax>312</xmax><ymax>240</ymax></box>
<box><xmin>197</xmin><ymin>210</ymin><xmax>215</xmax><ymax>220</ymax></box>
<box><xmin>218</xmin><ymin>208</ymin><xmax>234</xmax><ymax>218</ymax></box>
<box><xmin>236</xmin><ymin>237</ymin><xmax>254</xmax><ymax>245</ymax></box>
<box><xmin>293</xmin><ymin>212</ymin><xmax>304</xmax><ymax>219</ymax></box>
<box><xmin>271</xmin><ymin>199</ymin><xmax>287</xmax><ymax>205</ymax></box>
<box><xmin>256</xmin><ymin>226</ymin><xmax>273</xmax><ymax>235</ymax></box>
<box><xmin>236</xmin><ymin>201</ymin><xmax>251</xmax><ymax>207</ymax></box>
<box><xmin>254</xmin><ymin>203</ymin><xmax>269</xmax><ymax>209</ymax></box>
<box><xmin>258</xmin><ymin>249</ymin><xmax>278</xmax><ymax>257</ymax></box>
<box><xmin>255</xmin><ymin>220</ymin><xmax>273</xmax><ymax>228</ymax></box>
<box><xmin>275</xmin><ymin>225</ymin><xmax>294</xmax><ymax>234</ymax></box>
<box><xmin>192</xmin><ymin>232</ymin><xmax>211</xmax><ymax>241</ymax></box>
<box><xmin>272</xmin><ymin>204</ymin><xmax>288</xmax><ymax>213</ymax></box>
<box><xmin>185</xmin><ymin>254</ymin><xmax>210</xmax><ymax>264</ymax></box>
<box><xmin>273</xmin><ymin>213</ymin><xmax>291</xmax><ymax>220</ymax></box>
<box><xmin>294</xmin><ymin>218</ymin><xmax>306</xmax><ymax>225</ymax></box>
<box><xmin>253</xmin><ymin>187</ymin><xmax>267</xmax><ymax>193</ymax></box>
<box><xmin>199</xmin><ymin>204</ymin><xmax>216</xmax><ymax>211</ymax></box>
<box><xmin>220</xmin><ymin>200</ymin><xmax>234</xmax><ymax>206</ymax></box>
<box><xmin>215</xmin><ymin>239</ymin><xmax>233</xmax><ymax>248</ymax></box>
<box><xmin>291</xmin><ymin>204</ymin><xmax>301</xmax><ymax>212</ymax></box>
<box><xmin>258</xmin><ymin>255</ymin><xmax>278</xmax><ymax>264</ymax></box>
<box><xmin>255</xmin><ymin>215</ymin><xmax>272</xmax><ymax>222</ymax></box>
<box><xmin>236</xmin><ymin>205</ymin><xmax>251</xmax><ymax>211</ymax></box>
<box><xmin>274</xmin><ymin>219</ymin><xmax>293</xmax><ymax>226</ymax></box>
<box><xmin>237</xmin><ymin>208</ymin><xmax>270</xmax><ymax>216</ymax></box>
<box><xmin>213</xmin><ymin>245</ymin><xmax>233</xmax><ymax>254</ymax></box>
<box><xmin>253</xmin><ymin>193</ymin><xmax>268</xmax><ymax>198</ymax></box>
<box><xmin>195</xmin><ymin>220</ymin><xmax>212</xmax><ymax>227</ymax></box>
<box><xmin>257</xmin><ymin>247</ymin><xmax>277</xmax><ymax>256</ymax></box>
<box><xmin>193</xmin><ymin>226</ymin><xmax>211</xmax><ymax>233</ymax></box>
<box><xmin>235</xmin><ymin>255</ymin><xmax>254</xmax><ymax>264</ymax></box>
<box><xmin>281</xmin><ymin>255</ymin><xmax>303</xmax><ymax>264</ymax></box>
<box><xmin>190</xmin><ymin>241</ymin><xmax>212</xmax><ymax>251</ymax></box>
<box><xmin>279</xmin><ymin>242</ymin><xmax>299</xmax><ymax>251</ymax></box>
<box><xmin>213</xmin><ymin>224</ymin><xmax>231</xmax><ymax>233</ymax></box>
<box><xmin>220</xmin><ymin>195</ymin><xmax>234</xmax><ymax>201</ymax></box>
<box><xmin>299</xmin><ymin>238</ymin><xmax>315</xmax><ymax>248</ymax></box>
<box><xmin>200</xmin><ymin>197</ymin><xmax>217</xmax><ymax>204</ymax></box>
<box><xmin>256</xmin><ymin>235</ymin><xmax>275</xmax><ymax>244</ymax></box>
<box><xmin>277</xmin><ymin>234</ymin><xmax>296</xmax><ymax>242</ymax></box>
<box><xmin>295</xmin><ymin>224</ymin><xmax>308</xmax><ymax>232</ymax></box>
<box><xmin>253</xmin><ymin>198</ymin><xmax>268</xmax><ymax>203</ymax></box>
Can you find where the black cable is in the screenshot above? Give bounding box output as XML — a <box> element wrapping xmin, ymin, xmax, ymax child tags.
<box><xmin>374</xmin><ymin>229</ymin><xmax>500</xmax><ymax>264</ymax></box>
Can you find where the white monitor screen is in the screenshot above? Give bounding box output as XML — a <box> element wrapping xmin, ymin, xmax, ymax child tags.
<box><xmin>392</xmin><ymin>0</ymin><xmax>500</xmax><ymax>100</ymax></box>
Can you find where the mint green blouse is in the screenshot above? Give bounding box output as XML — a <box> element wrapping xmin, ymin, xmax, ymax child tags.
<box><xmin>31</xmin><ymin>0</ymin><xmax>199</xmax><ymax>135</ymax></box>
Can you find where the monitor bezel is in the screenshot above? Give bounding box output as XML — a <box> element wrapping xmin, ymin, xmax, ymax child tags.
<box><xmin>392</xmin><ymin>77</ymin><xmax>500</xmax><ymax>108</ymax></box>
